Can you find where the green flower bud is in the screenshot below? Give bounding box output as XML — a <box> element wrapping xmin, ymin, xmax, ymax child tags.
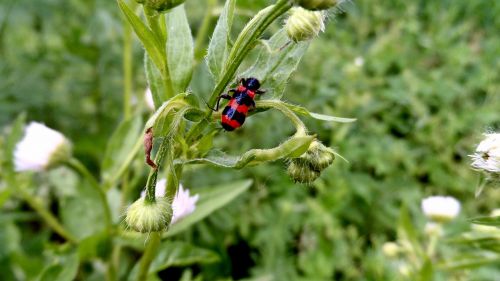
<box><xmin>287</xmin><ymin>161</ymin><xmax>321</xmax><ymax>184</ymax></box>
<box><xmin>296</xmin><ymin>0</ymin><xmax>337</xmax><ymax>11</ymax></box>
<box><xmin>139</xmin><ymin>0</ymin><xmax>185</xmax><ymax>12</ymax></box>
<box><xmin>286</xmin><ymin>139</ymin><xmax>335</xmax><ymax>184</ymax></box>
<box><xmin>125</xmin><ymin>197</ymin><xmax>172</xmax><ymax>233</ymax></box>
<box><xmin>285</xmin><ymin>7</ymin><xmax>325</xmax><ymax>42</ymax></box>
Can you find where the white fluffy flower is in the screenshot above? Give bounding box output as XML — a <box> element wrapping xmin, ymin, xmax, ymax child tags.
<box><xmin>421</xmin><ymin>196</ymin><xmax>461</xmax><ymax>222</ymax></box>
<box><xmin>471</xmin><ymin>133</ymin><xmax>500</xmax><ymax>173</ymax></box>
<box><xmin>145</xmin><ymin>88</ymin><xmax>155</xmax><ymax>111</ymax></box>
<box><xmin>141</xmin><ymin>179</ymin><xmax>199</xmax><ymax>224</ymax></box>
<box><xmin>14</xmin><ymin>122</ymin><xmax>71</xmax><ymax>172</ymax></box>
<box><xmin>354</xmin><ymin>56</ymin><xmax>365</xmax><ymax>67</ymax></box>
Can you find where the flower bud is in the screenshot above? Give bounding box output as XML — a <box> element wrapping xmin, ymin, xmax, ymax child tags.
<box><xmin>382</xmin><ymin>242</ymin><xmax>400</xmax><ymax>258</ymax></box>
<box><xmin>125</xmin><ymin>197</ymin><xmax>172</xmax><ymax>233</ymax></box>
<box><xmin>286</xmin><ymin>140</ymin><xmax>335</xmax><ymax>184</ymax></box>
<box><xmin>296</xmin><ymin>0</ymin><xmax>337</xmax><ymax>11</ymax></box>
<box><xmin>285</xmin><ymin>7</ymin><xmax>325</xmax><ymax>42</ymax></box>
<box><xmin>14</xmin><ymin>122</ymin><xmax>71</xmax><ymax>172</ymax></box>
<box><xmin>139</xmin><ymin>0</ymin><xmax>185</xmax><ymax>12</ymax></box>
<box><xmin>424</xmin><ymin>222</ymin><xmax>443</xmax><ymax>237</ymax></box>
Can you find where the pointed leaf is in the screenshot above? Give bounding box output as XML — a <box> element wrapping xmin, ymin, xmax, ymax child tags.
<box><xmin>166</xmin><ymin>5</ymin><xmax>194</xmax><ymax>93</ymax></box>
<box><xmin>206</xmin><ymin>0</ymin><xmax>235</xmax><ymax>79</ymax></box>
<box><xmin>150</xmin><ymin>241</ymin><xmax>219</xmax><ymax>272</ymax></box>
<box><xmin>470</xmin><ymin>216</ymin><xmax>500</xmax><ymax>227</ymax></box>
<box><xmin>241</xmin><ymin>29</ymin><xmax>309</xmax><ymax>98</ymax></box>
<box><xmin>145</xmin><ymin>54</ymin><xmax>166</xmax><ymax>108</ymax></box>
<box><xmin>276</xmin><ymin>101</ymin><xmax>356</xmax><ymax>123</ymax></box>
<box><xmin>117</xmin><ymin>0</ymin><xmax>166</xmax><ymax>74</ymax></box>
<box><xmin>165</xmin><ymin>179</ymin><xmax>252</xmax><ymax>237</ymax></box>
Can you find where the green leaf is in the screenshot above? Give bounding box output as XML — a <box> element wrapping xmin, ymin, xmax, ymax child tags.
<box><xmin>166</xmin><ymin>5</ymin><xmax>194</xmax><ymax>93</ymax></box>
<box><xmin>397</xmin><ymin>205</ymin><xmax>424</xmax><ymax>259</ymax></box>
<box><xmin>101</xmin><ymin>116</ymin><xmax>143</xmax><ymax>187</ymax></box>
<box><xmin>206</xmin><ymin>0</ymin><xmax>235</xmax><ymax>80</ymax></box>
<box><xmin>241</xmin><ymin>29</ymin><xmax>309</xmax><ymax>98</ymax></box>
<box><xmin>2</xmin><ymin>113</ymin><xmax>26</xmax><ymax>175</ymax></box>
<box><xmin>145</xmin><ymin>54</ymin><xmax>166</xmax><ymax>108</ymax></box>
<box><xmin>471</xmin><ymin>216</ymin><xmax>500</xmax><ymax>227</ymax></box>
<box><xmin>37</xmin><ymin>251</ymin><xmax>79</xmax><ymax>281</ymax></box>
<box><xmin>149</xmin><ymin>241</ymin><xmax>219</xmax><ymax>272</ymax></box>
<box><xmin>117</xmin><ymin>0</ymin><xmax>166</xmax><ymax>74</ymax></box>
<box><xmin>439</xmin><ymin>253</ymin><xmax>500</xmax><ymax>270</ymax></box>
<box><xmin>278</xmin><ymin>102</ymin><xmax>357</xmax><ymax>123</ymax></box>
<box><xmin>166</xmin><ymin>179</ymin><xmax>252</xmax><ymax>237</ymax></box>
<box><xmin>418</xmin><ymin>258</ymin><xmax>433</xmax><ymax>281</ymax></box>
<box><xmin>77</xmin><ymin>231</ymin><xmax>111</xmax><ymax>260</ymax></box>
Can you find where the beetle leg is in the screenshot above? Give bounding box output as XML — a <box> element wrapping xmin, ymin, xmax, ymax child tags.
<box><xmin>213</xmin><ymin>94</ymin><xmax>231</xmax><ymax>111</ymax></box>
<box><xmin>256</xmin><ymin>89</ymin><xmax>266</xmax><ymax>95</ymax></box>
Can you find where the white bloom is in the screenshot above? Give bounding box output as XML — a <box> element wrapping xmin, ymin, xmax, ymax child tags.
<box><xmin>141</xmin><ymin>179</ymin><xmax>199</xmax><ymax>224</ymax></box>
<box><xmin>471</xmin><ymin>133</ymin><xmax>500</xmax><ymax>173</ymax></box>
<box><xmin>354</xmin><ymin>56</ymin><xmax>364</xmax><ymax>67</ymax></box>
<box><xmin>421</xmin><ymin>196</ymin><xmax>461</xmax><ymax>222</ymax></box>
<box><xmin>145</xmin><ymin>88</ymin><xmax>155</xmax><ymax>111</ymax></box>
<box><xmin>14</xmin><ymin>122</ymin><xmax>71</xmax><ymax>172</ymax></box>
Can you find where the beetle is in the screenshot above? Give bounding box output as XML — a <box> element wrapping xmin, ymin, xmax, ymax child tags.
<box><xmin>212</xmin><ymin>77</ymin><xmax>265</xmax><ymax>131</ymax></box>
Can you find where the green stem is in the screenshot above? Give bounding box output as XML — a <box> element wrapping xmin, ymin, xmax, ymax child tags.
<box><xmin>256</xmin><ymin>99</ymin><xmax>307</xmax><ymax>136</ymax></box>
<box><xmin>18</xmin><ymin>188</ymin><xmax>78</xmax><ymax>243</ymax></box>
<box><xmin>66</xmin><ymin>158</ymin><xmax>112</xmax><ymax>229</ymax></box>
<box><xmin>122</xmin><ymin>2</ymin><xmax>135</xmax><ymax>119</ymax></box>
<box><xmin>193</xmin><ymin>0</ymin><xmax>217</xmax><ymax>62</ymax></box>
<box><xmin>136</xmin><ymin>232</ymin><xmax>162</xmax><ymax>281</ymax></box>
<box><xmin>144</xmin><ymin>137</ymin><xmax>172</xmax><ymax>203</ymax></box>
<box><xmin>165</xmin><ymin>164</ymin><xmax>183</xmax><ymax>203</ymax></box>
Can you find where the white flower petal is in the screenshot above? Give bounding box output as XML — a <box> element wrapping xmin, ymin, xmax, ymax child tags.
<box><xmin>14</xmin><ymin>122</ymin><xmax>69</xmax><ymax>172</ymax></box>
<box><xmin>421</xmin><ymin>196</ymin><xmax>461</xmax><ymax>222</ymax></box>
<box><xmin>470</xmin><ymin>133</ymin><xmax>500</xmax><ymax>173</ymax></box>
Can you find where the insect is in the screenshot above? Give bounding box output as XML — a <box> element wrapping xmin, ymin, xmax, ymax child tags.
<box><xmin>212</xmin><ymin>77</ymin><xmax>265</xmax><ymax>131</ymax></box>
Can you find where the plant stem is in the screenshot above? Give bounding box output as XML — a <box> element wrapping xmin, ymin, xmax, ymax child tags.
<box><xmin>18</xmin><ymin>188</ymin><xmax>78</xmax><ymax>243</ymax></box>
<box><xmin>256</xmin><ymin>99</ymin><xmax>308</xmax><ymax>136</ymax></box>
<box><xmin>193</xmin><ymin>0</ymin><xmax>217</xmax><ymax>62</ymax></box>
<box><xmin>136</xmin><ymin>231</ymin><xmax>162</xmax><ymax>281</ymax></box>
<box><xmin>66</xmin><ymin>158</ymin><xmax>112</xmax><ymax>229</ymax></box>
<box><xmin>122</xmin><ymin>2</ymin><xmax>134</xmax><ymax>119</ymax></box>
<box><xmin>144</xmin><ymin>137</ymin><xmax>172</xmax><ymax>203</ymax></box>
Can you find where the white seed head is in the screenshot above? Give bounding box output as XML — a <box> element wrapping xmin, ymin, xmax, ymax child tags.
<box><xmin>140</xmin><ymin>179</ymin><xmax>199</xmax><ymax>224</ymax></box>
<box><xmin>470</xmin><ymin>133</ymin><xmax>500</xmax><ymax>173</ymax></box>
<box><xmin>421</xmin><ymin>196</ymin><xmax>461</xmax><ymax>222</ymax></box>
<box><xmin>125</xmin><ymin>197</ymin><xmax>172</xmax><ymax>233</ymax></box>
<box><xmin>145</xmin><ymin>88</ymin><xmax>155</xmax><ymax>111</ymax></box>
<box><xmin>14</xmin><ymin>122</ymin><xmax>71</xmax><ymax>172</ymax></box>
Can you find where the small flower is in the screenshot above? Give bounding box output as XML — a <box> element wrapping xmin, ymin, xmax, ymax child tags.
<box><xmin>14</xmin><ymin>122</ymin><xmax>71</xmax><ymax>172</ymax></box>
<box><xmin>171</xmin><ymin>185</ymin><xmax>199</xmax><ymax>224</ymax></box>
<box><xmin>296</xmin><ymin>0</ymin><xmax>338</xmax><ymax>11</ymax></box>
<box><xmin>145</xmin><ymin>88</ymin><xmax>155</xmax><ymax>111</ymax></box>
<box><xmin>354</xmin><ymin>56</ymin><xmax>364</xmax><ymax>67</ymax></box>
<box><xmin>125</xmin><ymin>197</ymin><xmax>172</xmax><ymax>233</ymax></box>
<box><xmin>285</xmin><ymin>7</ymin><xmax>325</xmax><ymax>42</ymax></box>
<box><xmin>470</xmin><ymin>133</ymin><xmax>500</xmax><ymax>174</ymax></box>
<box><xmin>141</xmin><ymin>179</ymin><xmax>199</xmax><ymax>224</ymax></box>
<box><xmin>421</xmin><ymin>196</ymin><xmax>461</xmax><ymax>223</ymax></box>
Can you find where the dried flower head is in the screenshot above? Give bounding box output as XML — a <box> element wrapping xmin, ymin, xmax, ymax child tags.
<box><xmin>421</xmin><ymin>196</ymin><xmax>461</xmax><ymax>223</ymax></box>
<box><xmin>14</xmin><ymin>122</ymin><xmax>71</xmax><ymax>172</ymax></box>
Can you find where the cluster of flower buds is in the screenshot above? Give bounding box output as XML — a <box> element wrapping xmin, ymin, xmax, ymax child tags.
<box><xmin>136</xmin><ymin>0</ymin><xmax>185</xmax><ymax>12</ymax></box>
<box><xmin>285</xmin><ymin>7</ymin><xmax>325</xmax><ymax>42</ymax></box>
<box><xmin>287</xmin><ymin>139</ymin><xmax>335</xmax><ymax>184</ymax></box>
<box><xmin>296</xmin><ymin>0</ymin><xmax>337</xmax><ymax>11</ymax></box>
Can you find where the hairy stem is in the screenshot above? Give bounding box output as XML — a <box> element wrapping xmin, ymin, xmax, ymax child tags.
<box><xmin>136</xmin><ymin>232</ymin><xmax>162</xmax><ymax>281</ymax></box>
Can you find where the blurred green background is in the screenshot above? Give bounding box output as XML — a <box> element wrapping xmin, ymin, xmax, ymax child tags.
<box><xmin>1</xmin><ymin>0</ymin><xmax>499</xmax><ymax>280</ymax></box>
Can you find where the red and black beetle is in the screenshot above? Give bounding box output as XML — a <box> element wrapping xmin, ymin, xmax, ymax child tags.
<box><xmin>213</xmin><ymin>77</ymin><xmax>265</xmax><ymax>131</ymax></box>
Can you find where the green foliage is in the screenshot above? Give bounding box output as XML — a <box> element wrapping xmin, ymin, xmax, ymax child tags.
<box><xmin>1</xmin><ymin>0</ymin><xmax>499</xmax><ymax>280</ymax></box>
